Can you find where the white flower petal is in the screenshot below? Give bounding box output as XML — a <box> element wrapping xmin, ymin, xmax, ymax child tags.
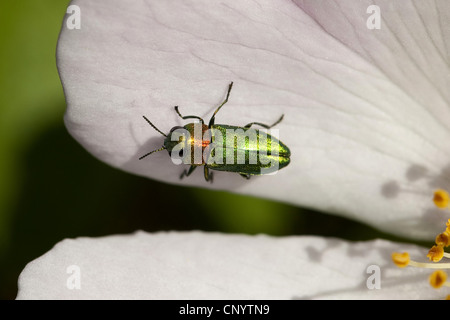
<box><xmin>58</xmin><ymin>0</ymin><xmax>450</xmax><ymax>239</ymax></box>
<box><xmin>16</xmin><ymin>231</ymin><xmax>442</xmax><ymax>299</ymax></box>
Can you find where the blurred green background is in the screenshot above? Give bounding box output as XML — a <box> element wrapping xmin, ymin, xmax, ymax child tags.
<box><xmin>0</xmin><ymin>1</ymin><xmax>410</xmax><ymax>300</ymax></box>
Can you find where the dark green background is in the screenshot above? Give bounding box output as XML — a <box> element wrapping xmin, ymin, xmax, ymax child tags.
<box><xmin>0</xmin><ymin>1</ymin><xmax>410</xmax><ymax>299</ymax></box>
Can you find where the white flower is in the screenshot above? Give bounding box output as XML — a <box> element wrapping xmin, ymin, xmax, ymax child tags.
<box><xmin>57</xmin><ymin>0</ymin><xmax>450</xmax><ymax>239</ymax></box>
<box><xmin>16</xmin><ymin>231</ymin><xmax>444</xmax><ymax>299</ymax></box>
<box><xmin>17</xmin><ymin>0</ymin><xmax>450</xmax><ymax>299</ymax></box>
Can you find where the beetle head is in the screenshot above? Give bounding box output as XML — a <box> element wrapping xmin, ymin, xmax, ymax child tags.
<box><xmin>164</xmin><ymin>126</ymin><xmax>188</xmax><ymax>157</ymax></box>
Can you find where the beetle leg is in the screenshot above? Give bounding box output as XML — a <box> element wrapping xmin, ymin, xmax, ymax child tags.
<box><xmin>204</xmin><ymin>166</ymin><xmax>214</xmax><ymax>183</ymax></box>
<box><xmin>244</xmin><ymin>114</ymin><xmax>284</xmax><ymax>129</ymax></box>
<box><xmin>180</xmin><ymin>165</ymin><xmax>197</xmax><ymax>180</ymax></box>
<box><xmin>239</xmin><ymin>173</ymin><xmax>251</xmax><ymax>180</ymax></box>
<box><xmin>174</xmin><ymin>106</ymin><xmax>205</xmax><ymax>124</ymax></box>
<box><xmin>208</xmin><ymin>82</ymin><xmax>233</xmax><ymax>127</ymax></box>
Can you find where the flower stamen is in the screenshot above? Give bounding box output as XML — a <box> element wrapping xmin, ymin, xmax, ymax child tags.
<box><xmin>429</xmin><ymin>270</ymin><xmax>450</xmax><ymax>289</ymax></box>
<box><xmin>435</xmin><ymin>232</ymin><xmax>450</xmax><ymax>247</ymax></box>
<box><xmin>433</xmin><ymin>189</ymin><xmax>450</xmax><ymax>209</ymax></box>
<box><xmin>392</xmin><ymin>252</ymin><xmax>450</xmax><ymax>269</ymax></box>
<box><xmin>392</xmin><ymin>189</ymin><xmax>450</xmax><ymax>294</ymax></box>
<box><xmin>427</xmin><ymin>245</ymin><xmax>444</xmax><ymax>262</ymax></box>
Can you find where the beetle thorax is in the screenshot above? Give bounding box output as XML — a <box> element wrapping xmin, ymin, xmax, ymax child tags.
<box><xmin>164</xmin><ymin>122</ymin><xmax>210</xmax><ymax>165</ymax></box>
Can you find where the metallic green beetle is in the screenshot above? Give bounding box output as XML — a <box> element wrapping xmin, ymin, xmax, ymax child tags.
<box><xmin>139</xmin><ymin>82</ymin><xmax>290</xmax><ymax>182</ymax></box>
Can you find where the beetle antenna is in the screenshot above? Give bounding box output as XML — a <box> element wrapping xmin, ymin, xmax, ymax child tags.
<box><xmin>142</xmin><ymin>115</ymin><xmax>167</xmax><ymax>137</ymax></box>
<box><xmin>139</xmin><ymin>146</ymin><xmax>166</xmax><ymax>160</ymax></box>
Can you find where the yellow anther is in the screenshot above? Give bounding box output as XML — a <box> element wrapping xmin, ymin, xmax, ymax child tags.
<box><xmin>433</xmin><ymin>189</ymin><xmax>450</xmax><ymax>209</ymax></box>
<box><xmin>392</xmin><ymin>252</ymin><xmax>410</xmax><ymax>268</ymax></box>
<box><xmin>427</xmin><ymin>245</ymin><xmax>444</xmax><ymax>262</ymax></box>
<box><xmin>429</xmin><ymin>270</ymin><xmax>448</xmax><ymax>289</ymax></box>
<box><xmin>435</xmin><ymin>232</ymin><xmax>450</xmax><ymax>247</ymax></box>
